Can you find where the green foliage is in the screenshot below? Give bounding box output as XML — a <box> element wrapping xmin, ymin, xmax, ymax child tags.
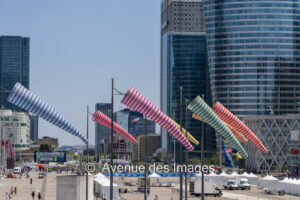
<box><xmin>156</xmin><ymin>152</ymin><xmax>162</xmax><ymax>162</ymax></box>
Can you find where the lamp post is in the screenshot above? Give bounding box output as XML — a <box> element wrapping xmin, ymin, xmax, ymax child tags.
<box><xmin>86</xmin><ymin>105</ymin><xmax>89</xmax><ymax>200</ymax></box>
<box><xmin>185</xmin><ymin>99</ymin><xmax>188</xmax><ymax>200</ymax></box>
<box><xmin>110</xmin><ymin>78</ymin><xmax>114</xmax><ymax>200</ymax></box>
<box><xmin>144</xmin><ymin>115</ymin><xmax>148</xmax><ymax>200</ymax></box>
<box><xmin>179</xmin><ymin>86</ymin><xmax>183</xmax><ymax>200</ymax></box>
<box><xmin>201</xmin><ymin>94</ymin><xmax>205</xmax><ymax>200</ymax></box>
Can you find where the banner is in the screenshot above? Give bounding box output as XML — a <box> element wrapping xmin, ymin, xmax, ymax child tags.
<box><xmin>92</xmin><ymin>110</ymin><xmax>137</xmax><ymax>143</ymax></box>
<box><xmin>7</xmin><ymin>83</ymin><xmax>88</xmax><ymax>144</ymax></box>
<box><xmin>222</xmin><ymin>142</ymin><xmax>234</xmax><ymax>168</ymax></box>
<box><xmin>188</xmin><ymin>96</ymin><xmax>247</xmax><ymax>158</ymax></box>
<box><xmin>121</xmin><ymin>86</ymin><xmax>194</xmax><ymax>151</ymax></box>
<box><xmin>192</xmin><ymin>113</ymin><xmax>247</xmax><ymax>143</ymax></box>
<box><xmin>212</xmin><ymin>102</ymin><xmax>267</xmax><ymax>152</ymax></box>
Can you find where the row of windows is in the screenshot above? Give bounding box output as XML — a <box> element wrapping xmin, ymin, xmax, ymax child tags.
<box><xmin>209</xmin><ymin>50</ymin><xmax>300</xmax><ymax>57</ymax></box>
<box><xmin>208</xmin><ymin>38</ymin><xmax>300</xmax><ymax>45</ymax></box>
<box><xmin>210</xmin><ymin>56</ymin><xmax>300</xmax><ymax>63</ymax></box>
<box><xmin>206</xmin><ymin>20</ymin><xmax>300</xmax><ymax>28</ymax></box>
<box><xmin>208</xmin><ymin>44</ymin><xmax>300</xmax><ymax>51</ymax></box>
<box><xmin>206</xmin><ymin>14</ymin><xmax>300</xmax><ymax>23</ymax></box>
<box><xmin>226</xmin><ymin>105</ymin><xmax>299</xmax><ymax>110</ymax></box>
<box><xmin>214</xmin><ymin>87</ymin><xmax>298</xmax><ymax>92</ymax></box>
<box><xmin>214</xmin><ymin>74</ymin><xmax>300</xmax><ymax>80</ymax></box>
<box><xmin>219</xmin><ymin>99</ymin><xmax>299</xmax><ymax>103</ymax></box>
<box><xmin>205</xmin><ymin>3</ymin><xmax>300</xmax><ymax>11</ymax></box>
<box><xmin>211</xmin><ymin>68</ymin><xmax>300</xmax><ymax>74</ymax></box>
<box><xmin>207</xmin><ymin>32</ymin><xmax>300</xmax><ymax>40</ymax></box>
<box><xmin>216</xmin><ymin>93</ymin><xmax>299</xmax><ymax>98</ymax></box>
<box><xmin>213</xmin><ymin>80</ymin><xmax>300</xmax><ymax>86</ymax></box>
<box><xmin>207</xmin><ymin>27</ymin><xmax>300</xmax><ymax>34</ymax></box>
<box><xmin>206</xmin><ymin>8</ymin><xmax>300</xmax><ymax>16</ymax></box>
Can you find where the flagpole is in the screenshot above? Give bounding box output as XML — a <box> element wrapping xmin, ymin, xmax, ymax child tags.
<box><xmin>201</xmin><ymin>94</ymin><xmax>204</xmax><ymax>200</ymax></box>
<box><xmin>86</xmin><ymin>105</ymin><xmax>89</xmax><ymax>200</ymax></box>
<box><xmin>144</xmin><ymin>115</ymin><xmax>148</xmax><ymax>200</ymax></box>
<box><xmin>185</xmin><ymin>99</ymin><xmax>188</xmax><ymax>200</ymax></box>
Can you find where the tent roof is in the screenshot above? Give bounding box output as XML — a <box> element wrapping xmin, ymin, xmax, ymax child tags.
<box><xmin>248</xmin><ymin>172</ymin><xmax>257</xmax><ymax>177</ymax></box>
<box><xmin>220</xmin><ymin>172</ymin><xmax>229</xmax><ymax>176</ymax></box>
<box><xmin>208</xmin><ymin>172</ymin><xmax>218</xmax><ymax>176</ymax></box>
<box><xmin>149</xmin><ymin>173</ymin><xmax>161</xmax><ymax>178</ymax></box>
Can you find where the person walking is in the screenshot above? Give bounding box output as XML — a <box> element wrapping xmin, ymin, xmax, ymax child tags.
<box><xmin>38</xmin><ymin>192</ymin><xmax>41</xmax><ymax>200</ymax></box>
<box><xmin>5</xmin><ymin>192</ymin><xmax>8</xmax><ymax>200</ymax></box>
<box><xmin>154</xmin><ymin>195</ymin><xmax>158</xmax><ymax>200</ymax></box>
<box><xmin>14</xmin><ymin>187</ymin><xmax>17</xmax><ymax>195</ymax></box>
<box><xmin>31</xmin><ymin>191</ymin><xmax>35</xmax><ymax>199</ymax></box>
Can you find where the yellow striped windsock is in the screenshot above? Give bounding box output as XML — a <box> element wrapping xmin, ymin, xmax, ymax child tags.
<box><xmin>170</xmin><ymin>119</ymin><xmax>199</xmax><ymax>145</ymax></box>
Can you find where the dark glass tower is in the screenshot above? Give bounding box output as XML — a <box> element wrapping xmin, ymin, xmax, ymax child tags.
<box><xmin>204</xmin><ymin>0</ymin><xmax>300</xmax><ymax>117</ymax></box>
<box><xmin>0</xmin><ymin>36</ymin><xmax>30</xmax><ymax>111</ymax></box>
<box><xmin>161</xmin><ymin>0</ymin><xmax>216</xmax><ymax>160</ymax></box>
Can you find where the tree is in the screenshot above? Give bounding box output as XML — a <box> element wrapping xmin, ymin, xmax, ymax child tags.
<box><xmin>156</xmin><ymin>152</ymin><xmax>162</xmax><ymax>162</ymax></box>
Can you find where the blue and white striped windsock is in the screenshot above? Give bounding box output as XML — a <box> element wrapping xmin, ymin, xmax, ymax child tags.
<box><xmin>7</xmin><ymin>83</ymin><xmax>88</xmax><ymax>144</ymax></box>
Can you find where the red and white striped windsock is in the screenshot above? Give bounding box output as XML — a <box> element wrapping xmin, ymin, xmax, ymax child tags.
<box><xmin>121</xmin><ymin>86</ymin><xmax>194</xmax><ymax>151</ymax></box>
<box><xmin>212</xmin><ymin>102</ymin><xmax>268</xmax><ymax>152</ymax></box>
<box><xmin>93</xmin><ymin>110</ymin><xmax>137</xmax><ymax>144</ymax></box>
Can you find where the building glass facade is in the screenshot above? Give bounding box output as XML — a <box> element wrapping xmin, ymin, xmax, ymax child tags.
<box><xmin>95</xmin><ymin>103</ymin><xmax>112</xmax><ymax>155</ymax></box>
<box><xmin>0</xmin><ymin>36</ymin><xmax>30</xmax><ymax>111</ymax></box>
<box><xmin>204</xmin><ymin>0</ymin><xmax>300</xmax><ymax>117</ymax></box>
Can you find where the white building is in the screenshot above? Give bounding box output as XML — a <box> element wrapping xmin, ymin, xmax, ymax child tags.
<box><xmin>244</xmin><ymin>114</ymin><xmax>300</xmax><ymax>173</ymax></box>
<box><xmin>0</xmin><ymin>109</ymin><xmax>31</xmax><ymax>152</ymax></box>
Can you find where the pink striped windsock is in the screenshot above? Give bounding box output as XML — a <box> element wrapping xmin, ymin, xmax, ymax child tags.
<box><xmin>93</xmin><ymin>110</ymin><xmax>137</xmax><ymax>144</ymax></box>
<box><xmin>121</xmin><ymin>86</ymin><xmax>194</xmax><ymax>151</ymax></box>
<box><xmin>212</xmin><ymin>102</ymin><xmax>268</xmax><ymax>153</ymax></box>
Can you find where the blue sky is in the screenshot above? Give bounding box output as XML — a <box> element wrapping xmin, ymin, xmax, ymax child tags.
<box><xmin>0</xmin><ymin>0</ymin><xmax>161</xmax><ymax>146</ymax></box>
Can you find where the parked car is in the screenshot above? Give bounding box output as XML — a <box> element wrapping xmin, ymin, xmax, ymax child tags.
<box><xmin>38</xmin><ymin>172</ymin><xmax>44</xmax><ymax>179</ymax></box>
<box><xmin>224</xmin><ymin>180</ymin><xmax>238</xmax><ymax>190</ymax></box>
<box><xmin>239</xmin><ymin>178</ymin><xmax>251</xmax><ymax>190</ymax></box>
<box><xmin>13</xmin><ymin>167</ymin><xmax>22</xmax><ymax>174</ymax></box>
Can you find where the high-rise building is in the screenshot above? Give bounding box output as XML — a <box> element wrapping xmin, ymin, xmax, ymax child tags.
<box><xmin>161</xmin><ymin>0</ymin><xmax>215</xmax><ymax>160</ymax></box>
<box><xmin>0</xmin><ymin>36</ymin><xmax>30</xmax><ymax>111</ymax></box>
<box><xmin>29</xmin><ymin>114</ymin><xmax>38</xmax><ymax>141</ymax></box>
<box><xmin>204</xmin><ymin>0</ymin><xmax>300</xmax><ymax>117</ymax></box>
<box><xmin>95</xmin><ymin>103</ymin><xmax>111</xmax><ymax>155</ymax></box>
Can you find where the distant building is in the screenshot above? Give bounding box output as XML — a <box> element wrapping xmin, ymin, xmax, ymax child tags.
<box><xmin>132</xmin><ymin>134</ymin><xmax>161</xmax><ymax>161</ymax></box>
<box><xmin>115</xmin><ymin>108</ymin><xmax>155</xmax><ymax>135</ymax></box>
<box><xmin>95</xmin><ymin>103</ymin><xmax>112</xmax><ymax>155</ymax></box>
<box><xmin>0</xmin><ymin>36</ymin><xmax>30</xmax><ymax>111</ymax></box>
<box><xmin>0</xmin><ymin>109</ymin><xmax>30</xmax><ymax>151</ymax></box>
<box><xmin>29</xmin><ymin>114</ymin><xmax>38</xmax><ymax>141</ymax></box>
<box><xmin>244</xmin><ymin>114</ymin><xmax>300</xmax><ymax>173</ymax></box>
<box><xmin>34</xmin><ymin>136</ymin><xmax>59</xmax><ymax>151</ymax></box>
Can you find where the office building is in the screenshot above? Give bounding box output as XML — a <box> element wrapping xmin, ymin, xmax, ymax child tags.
<box><xmin>95</xmin><ymin>103</ymin><xmax>111</xmax><ymax>155</ymax></box>
<box><xmin>161</xmin><ymin>0</ymin><xmax>215</xmax><ymax>160</ymax></box>
<box><xmin>244</xmin><ymin>115</ymin><xmax>300</xmax><ymax>173</ymax></box>
<box><xmin>203</xmin><ymin>0</ymin><xmax>300</xmax><ymax>117</ymax></box>
<box><xmin>0</xmin><ymin>109</ymin><xmax>30</xmax><ymax>151</ymax></box>
<box><xmin>29</xmin><ymin>114</ymin><xmax>38</xmax><ymax>141</ymax></box>
<box><xmin>132</xmin><ymin>134</ymin><xmax>161</xmax><ymax>161</ymax></box>
<box><xmin>0</xmin><ymin>36</ymin><xmax>30</xmax><ymax>111</ymax></box>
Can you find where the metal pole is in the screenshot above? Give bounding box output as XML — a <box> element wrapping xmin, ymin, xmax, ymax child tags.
<box><xmin>173</xmin><ymin>109</ymin><xmax>176</xmax><ymax>167</ymax></box>
<box><xmin>185</xmin><ymin>99</ymin><xmax>188</xmax><ymax>200</ymax></box>
<box><xmin>0</xmin><ymin>123</ymin><xmax>3</xmax><ymax>170</ymax></box>
<box><xmin>144</xmin><ymin>116</ymin><xmax>148</xmax><ymax>200</ymax></box>
<box><xmin>219</xmin><ymin>134</ymin><xmax>222</xmax><ymax>171</ymax></box>
<box><xmin>201</xmin><ymin>94</ymin><xmax>205</xmax><ymax>200</ymax></box>
<box><xmin>110</xmin><ymin>78</ymin><xmax>114</xmax><ymax>200</ymax></box>
<box><xmin>179</xmin><ymin>86</ymin><xmax>183</xmax><ymax>200</ymax></box>
<box><xmin>86</xmin><ymin>105</ymin><xmax>89</xmax><ymax>200</ymax></box>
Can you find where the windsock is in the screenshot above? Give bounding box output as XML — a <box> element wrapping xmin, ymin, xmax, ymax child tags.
<box><xmin>170</xmin><ymin>118</ymin><xmax>199</xmax><ymax>145</ymax></box>
<box><xmin>212</xmin><ymin>102</ymin><xmax>268</xmax><ymax>152</ymax></box>
<box><xmin>188</xmin><ymin>96</ymin><xmax>247</xmax><ymax>158</ymax></box>
<box><xmin>192</xmin><ymin>113</ymin><xmax>247</xmax><ymax>144</ymax></box>
<box><xmin>92</xmin><ymin>110</ymin><xmax>137</xmax><ymax>143</ymax></box>
<box><xmin>121</xmin><ymin>86</ymin><xmax>194</xmax><ymax>151</ymax></box>
<box><xmin>7</xmin><ymin>83</ymin><xmax>88</xmax><ymax>144</ymax></box>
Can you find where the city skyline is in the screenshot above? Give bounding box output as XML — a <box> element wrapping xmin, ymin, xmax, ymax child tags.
<box><xmin>0</xmin><ymin>0</ymin><xmax>161</xmax><ymax>146</ymax></box>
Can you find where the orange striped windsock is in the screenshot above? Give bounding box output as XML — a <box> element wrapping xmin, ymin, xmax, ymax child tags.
<box><xmin>212</xmin><ymin>102</ymin><xmax>268</xmax><ymax>153</ymax></box>
<box><xmin>192</xmin><ymin>113</ymin><xmax>247</xmax><ymax>143</ymax></box>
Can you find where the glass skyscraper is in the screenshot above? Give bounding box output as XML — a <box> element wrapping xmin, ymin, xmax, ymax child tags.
<box><xmin>161</xmin><ymin>0</ymin><xmax>216</xmax><ymax>160</ymax></box>
<box><xmin>204</xmin><ymin>0</ymin><xmax>300</xmax><ymax>117</ymax></box>
<box><xmin>0</xmin><ymin>36</ymin><xmax>30</xmax><ymax>111</ymax></box>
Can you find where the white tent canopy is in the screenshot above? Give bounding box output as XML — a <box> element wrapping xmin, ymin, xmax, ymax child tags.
<box><xmin>149</xmin><ymin>173</ymin><xmax>161</xmax><ymax>178</ymax></box>
<box><xmin>94</xmin><ymin>173</ymin><xmax>119</xmax><ymax>199</ymax></box>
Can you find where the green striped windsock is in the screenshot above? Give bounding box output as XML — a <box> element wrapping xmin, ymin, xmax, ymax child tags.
<box><xmin>188</xmin><ymin>96</ymin><xmax>248</xmax><ymax>158</ymax></box>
